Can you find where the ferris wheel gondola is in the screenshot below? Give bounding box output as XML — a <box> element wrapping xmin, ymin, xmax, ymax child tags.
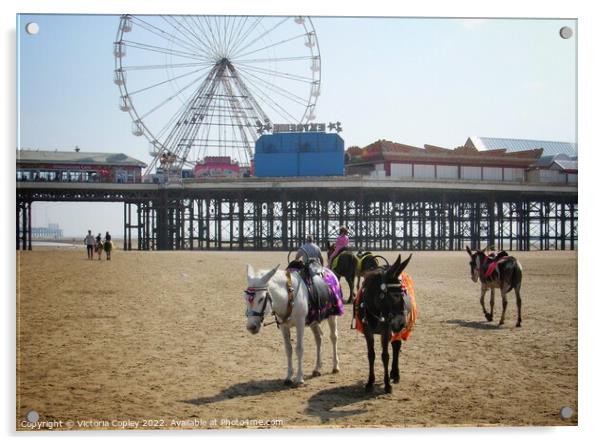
<box><xmin>113</xmin><ymin>14</ymin><xmax>321</xmax><ymax>175</ymax></box>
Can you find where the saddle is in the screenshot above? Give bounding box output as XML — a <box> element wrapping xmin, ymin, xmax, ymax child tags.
<box><xmin>483</xmin><ymin>251</ymin><xmax>509</xmax><ymax>278</ymax></box>
<box><xmin>286</xmin><ymin>259</ymin><xmax>332</xmax><ymax>323</ymax></box>
<box><xmin>356</xmin><ymin>250</ymin><xmax>379</xmax><ymax>275</ymax></box>
<box><xmin>330</xmin><ymin>247</ymin><xmax>349</xmax><ymax>270</ymax></box>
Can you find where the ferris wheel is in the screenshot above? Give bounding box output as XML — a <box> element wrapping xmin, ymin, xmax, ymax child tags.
<box><xmin>113</xmin><ymin>15</ymin><xmax>321</xmax><ymax>175</ymax></box>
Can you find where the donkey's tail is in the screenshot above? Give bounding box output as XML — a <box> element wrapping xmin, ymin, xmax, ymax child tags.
<box><xmin>509</xmin><ymin>259</ymin><xmax>523</xmax><ymax>292</ymax></box>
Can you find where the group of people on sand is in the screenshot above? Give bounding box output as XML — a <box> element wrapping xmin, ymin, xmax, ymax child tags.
<box><xmin>84</xmin><ymin>230</ymin><xmax>113</xmax><ymax>261</ymax></box>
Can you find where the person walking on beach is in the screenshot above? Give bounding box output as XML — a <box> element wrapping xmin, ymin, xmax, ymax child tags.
<box><xmin>94</xmin><ymin>233</ymin><xmax>103</xmax><ymax>260</ymax></box>
<box><xmin>84</xmin><ymin>230</ymin><xmax>95</xmax><ymax>260</ymax></box>
<box><xmin>104</xmin><ymin>231</ymin><xmax>113</xmax><ymax>260</ymax></box>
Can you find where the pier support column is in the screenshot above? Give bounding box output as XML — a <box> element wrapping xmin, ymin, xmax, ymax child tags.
<box><xmin>155</xmin><ymin>190</ymin><xmax>169</xmax><ymax>250</ymax></box>
<box><xmin>16</xmin><ymin>199</ymin><xmax>32</xmax><ymax>251</ymax></box>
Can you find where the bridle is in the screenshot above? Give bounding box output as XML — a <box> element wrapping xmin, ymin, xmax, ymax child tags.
<box><xmin>469</xmin><ymin>253</ymin><xmax>483</xmax><ymax>278</ymax></box>
<box><xmin>244</xmin><ymin>271</ymin><xmax>296</xmax><ymax>327</ymax></box>
<box><xmin>244</xmin><ymin>286</ymin><xmax>272</xmax><ymax>323</ymax></box>
<box><xmin>362</xmin><ymin>271</ymin><xmax>405</xmax><ymax>324</ymax></box>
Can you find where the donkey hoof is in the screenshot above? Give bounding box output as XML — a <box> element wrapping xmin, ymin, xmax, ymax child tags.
<box><xmin>284</xmin><ymin>379</ymin><xmax>293</xmax><ymax>386</ymax></box>
<box><xmin>516</xmin><ymin>321</ymin><xmax>522</xmax><ymax>327</ymax></box>
<box><xmin>312</xmin><ymin>370</ymin><xmax>321</xmax><ymax>377</ymax></box>
<box><xmin>384</xmin><ymin>385</ymin><xmax>393</xmax><ymax>394</ymax></box>
<box><xmin>391</xmin><ymin>375</ymin><xmax>400</xmax><ymax>384</ymax></box>
<box><xmin>332</xmin><ymin>368</ymin><xmax>340</xmax><ymax>374</ymax></box>
<box><xmin>365</xmin><ymin>383</ymin><xmax>374</xmax><ymax>393</ymax></box>
<box><xmin>498</xmin><ymin>320</ymin><xmax>505</xmax><ymax>326</ymax></box>
<box><xmin>485</xmin><ymin>314</ymin><xmax>493</xmax><ymax>322</ymax></box>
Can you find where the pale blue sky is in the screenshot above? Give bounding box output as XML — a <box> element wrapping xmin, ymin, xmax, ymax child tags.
<box><xmin>17</xmin><ymin>14</ymin><xmax>576</xmax><ymax>236</ymax></box>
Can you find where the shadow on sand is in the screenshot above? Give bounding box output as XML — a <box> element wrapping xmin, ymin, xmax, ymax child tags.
<box><xmin>304</xmin><ymin>382</ymin><xmax>380</xmax><ymax>422</ymax></box>
<box><xmin>446</xmin><ymin>319</ymin><xmax>501</xmax><ymax>330</ymax></box>
<box><xmin>179</xmin><ymin>378</ymin><xmax>291</xmax><ymax>406</ymax></box>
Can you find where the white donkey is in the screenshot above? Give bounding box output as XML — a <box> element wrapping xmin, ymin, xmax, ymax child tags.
<box><xmin>244</xmin><ymin>264</ymin><xmax>340</xmax><ymax>385</ymax></box>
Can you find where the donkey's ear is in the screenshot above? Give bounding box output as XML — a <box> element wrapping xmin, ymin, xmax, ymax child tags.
<box><xmin>260</xmin><ymin>264</ymin><xmax>280</xmax><ymax>284</ymax></box>
<box><xmin>246</xmin><ymin>264</ymin><xmax>255</xmax><ymax>279</ymax></box>
<box><xmin>386</xmin><ymin>255</ymin><xmax>402</xmax><ymax>280</ymax></box>
<box><xmin>465</xmin><ymin>246</ymin><xmax>472</xmax><ymax>256</ymax></box>
<box><xmin>398</xmin><ymin>254</ymin><xmax>412</xmax><ymax>274</ymax></box>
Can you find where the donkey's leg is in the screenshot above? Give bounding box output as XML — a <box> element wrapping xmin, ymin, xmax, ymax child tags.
<box><xmin>294</xmin><ymin>324</ymin><xmax>305</xmax><ymax>384</ymax></box>
<box><xmin>489</xmin><ymin>288</ymin><xmax>495</xmax><ymax>321</ymax></box>
<box><xmin>480</xmin><ymin>287</ymin><xmax>492</xmax><ymax>321</ymax></box>
<box><xmin>327</xmin><ymin>316</ymin><xmax>340</xmax><ymax>373</ymax></box>
<box><xmin>381</xmin><ymin>330</ymin><xmax>392</xmax><ymax>394</ymax></box>
<box><xmin>310</xmin><ymin>323</ymin><xmax>323</xmax><ymax>377</ymax></box>
<box><xmin>364</xmin><ymin>331</ymin><xmax>376</xmax><ymax>392</ymax></box>
<box><xmin>514</xmin><ymin>286</ymin><xmax>523</xmax><ymax>328</ymax></box>
<box><xmin>346</xmin><ymin>275</ymin><xmax>355</xmax><ymax>304</ymax></box>
<box><xmin>281</xmin><ymin>326</ymin><xmax>294</xmax><ymax>385</ymax></box>
<box><xmin>390</xmin><ymin>340</ymin><xmax>401</xmax><ymax>384</ymax></box>
<box><xmin>499</xmin><ymin>290</ymin><xmax>508</xmax><ymax>326</ymax></box>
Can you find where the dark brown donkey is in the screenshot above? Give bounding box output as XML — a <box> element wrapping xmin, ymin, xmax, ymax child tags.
<box><xmin>359</xmin><ymin>254</ymin><xmax>412</xmax><ymax>394</ymax></box>
<box><xmin>465</xmin><ymin>246</ymin><xmax>523</xmax><ymax>327</ymax></box>
<box><xmin>326</xmin><ymin>241</ymin><xmax>358</xmax><ymax>304</ymax></box>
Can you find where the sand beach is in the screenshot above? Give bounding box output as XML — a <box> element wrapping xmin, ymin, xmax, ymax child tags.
<box><xmin>16</xmin><ymin>248</ymin><xmax>577</xmax><ymax>429</ymax></box>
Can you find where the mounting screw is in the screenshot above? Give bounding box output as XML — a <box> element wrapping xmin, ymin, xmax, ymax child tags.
<box><xmin>26</xmin><ymin>410</ymin><xmax>39</xmax><ymax>422</ymax></box>
<box><xmin>25</xmin><ymin>22</ymin><xmax>39</xmax><ymax>35</ymax></box>
<box><xmin>559</xmin><ymin>26</ymin><xmax>573</xmax><ymax>39</ymax></box>
<box><xmin>559</xmin><ymin>406</ymin><xmax>573</xmax><ymax>420</ymax></box>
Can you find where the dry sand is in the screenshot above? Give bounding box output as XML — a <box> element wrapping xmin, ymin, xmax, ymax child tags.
<box><xmin>16</xmin><ymin>247</ymin><xmax>577</xmax><ymax>429</ymax></box>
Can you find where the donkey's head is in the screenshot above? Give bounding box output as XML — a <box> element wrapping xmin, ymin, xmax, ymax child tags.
<box><xmin>244</xmin><ymin>264</ymin><xmax>279</xmax><ymax>335</ymax></box>
<box><xmin>362</xmin><ymin>254</ymin><xmax>412</xmax><ymax>333</ymax></box>
<box><xmin>465</xmin><ymin>246</ymin><xmax>486</xmax><ymax>283</ymax></box>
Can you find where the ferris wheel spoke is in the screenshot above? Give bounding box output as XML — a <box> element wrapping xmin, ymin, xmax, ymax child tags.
<box><xmin>135</xmin><ymin>68</ymin><xmax>215</xmax><ymax>121</ymax></box>
<box><xmin>233</xmin><ymin>32</ymin><xmax>308</xmax><ymax>60</ymax></box>
<box><xmin>121</xmin><ymin>39</ymin><xmax>209</xmax><ymax>62</ymax></box>
<box><xmin>156</xmin><ymin>101</ymin><xmax>188</xmax><ymax>141</ymax></box>
<box><xmin>230</xmin><ymin>16</ymin><xmax>290</xmax><ymax>59</ymax></box>
<box><xmin>199</xmin><ymin>16</ymin><xmax>225</xmax><ymax>58</ymax></box>
<box><xmin>238</xmin><ymin>73</ymin><xmax>301</xmax><ymax>122</ymax></box>
<box><xmin>236</xmin><ymin>66</ymin><xmax>310</xmax><ymax>107</ymax></box>
<box><xmin>235</xmin><ymin>62</ymin><xmax>315</xmax><ymax>83</ymax></box>
<box><xmin>228</xmin><ymin>17</ymin><xmax>264</xmax><ymax>58</ymax></box>
<box><xmin>223</xmin><ymin>16</ymin><xmax>242</xmax><ymax>55</ymax></box>
<box><xmin>235</xmin><ymin>55</ymin><xmax>314</xmax><ymax>64</ymax></box>
<box><xmin>120</xmin><ymin>61</ymin><xmax>213</xmax><ymax>71</ymax></box>
<box><xmin>184</xmin><ymin>15</ymin><xmax>222</xmax><ymax>59</ymax></box>
<box><xmin>132</xmin><ymin>16</ymin><xmax>212</xmax><ymax>60</ymax></box>
<box><xmin>161</xmin><ymin>16</ymin><xmax>213</xmax><ymax>59</ymax></box>
<box><xmin>249</xmin><ymin>86</ymin><xmax>300</xmax><ymax>123</ymax></box>
<box><xmin>196</xmin><ymin>17</ymin><xmax>225</xmax><ymax>60</ymax></box>
<box><xmin>228</xmin><ymin>17</ymin><xmax>255</xmax><ymax>56</ymax></box>
<box><xmin>126</xmin><ymin>65</ymin><xmax>213</xmax><ymax>96</ymax></box>
<box><xmin>216</xmin><ymin>16</ymin><xmax>228</xmax><ymax>56</ymax></box>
